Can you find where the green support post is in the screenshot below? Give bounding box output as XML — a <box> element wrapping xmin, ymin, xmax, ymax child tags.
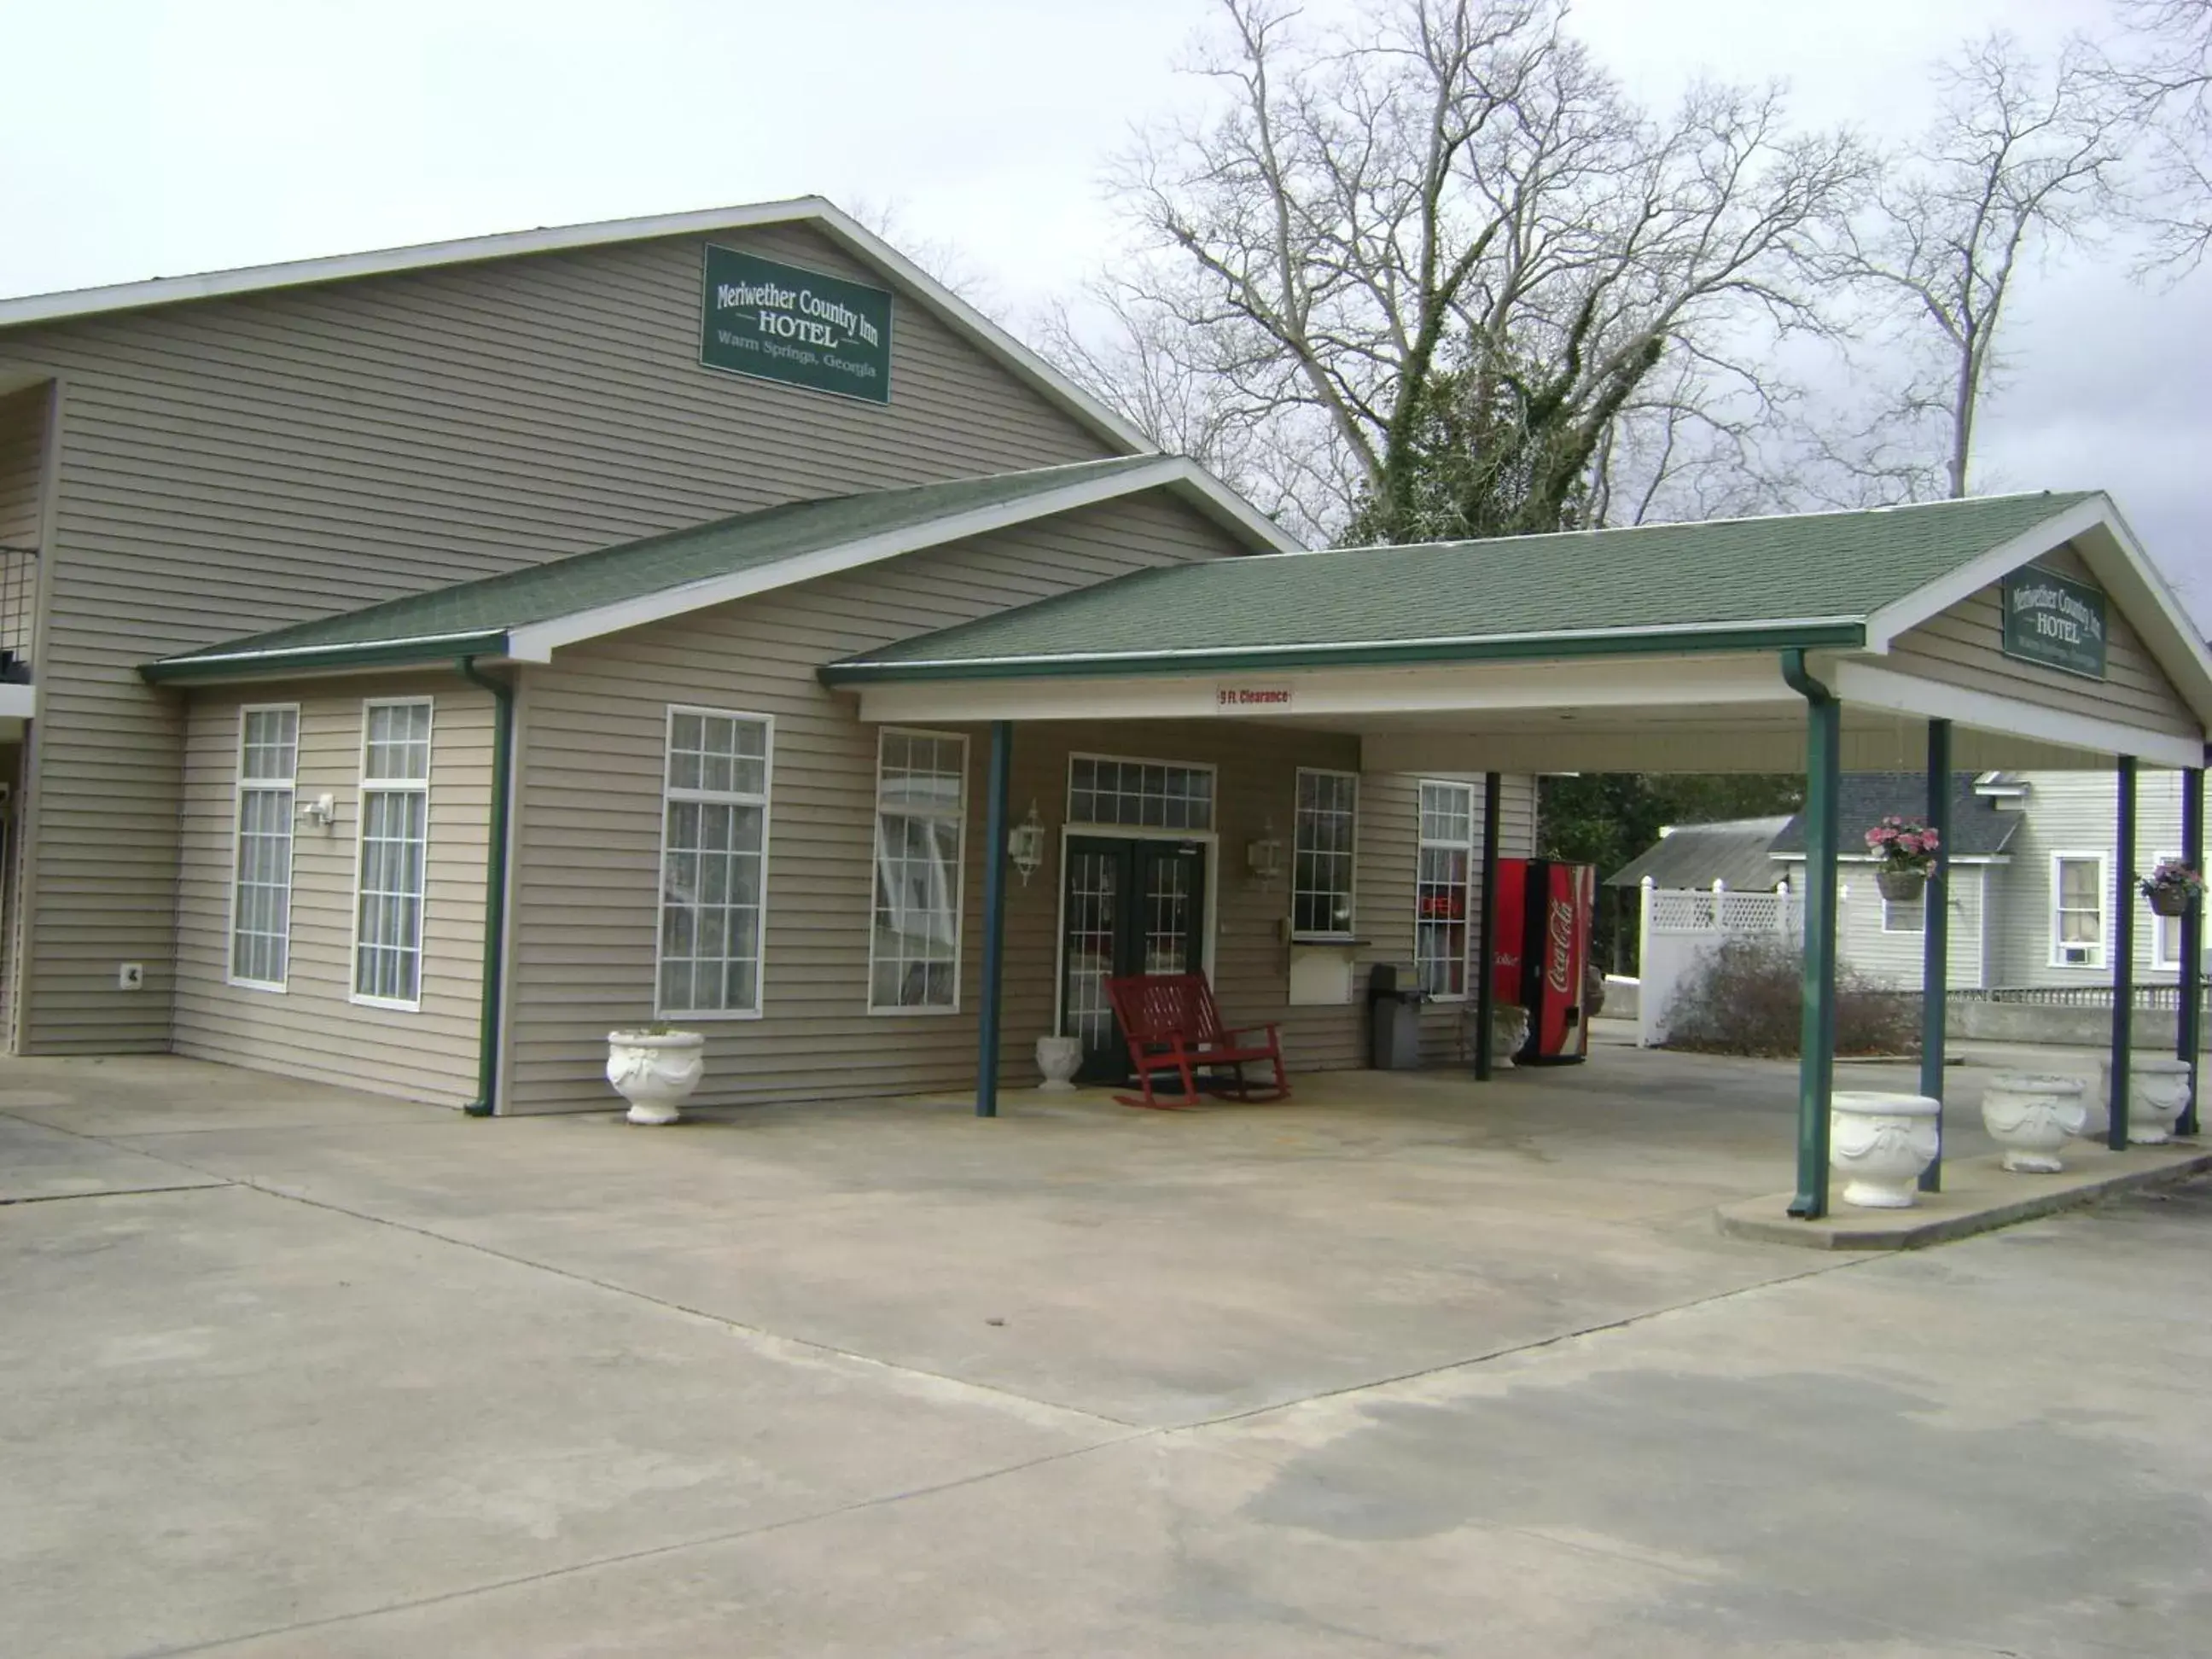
<box><xmin>457</xmin><ymin>657</ymin><xmax>515</xmax><ymax>1118</ymax></box>
<box><xmin>1918</xmin><ymin>719</ymin><xmax>1952</xmax><ymax>1191</ymax></box>
<box><xmin>2180</xmin><ymin>766</ymin><xmax>2203</xmax><ymax>1137</ymax></box>
<box><xmin>2110</xmin><ymin>754</ymin><xmax>2138</xmax><ymax>1150</ymax></box>
<box><xmin>975</xmin><ymin>721</ymin><xmax>1013</xmax><ymax>1119</ymax></box>
<box><xmin>1782</xmin><ymin>651</ymin><xmax>1840</xmax><ymax>1220</ymax></box>
<box><xmin>1473</xmin><ymin>771</ymin><xmax>1502</xmax><ymax>1081</ymax></box>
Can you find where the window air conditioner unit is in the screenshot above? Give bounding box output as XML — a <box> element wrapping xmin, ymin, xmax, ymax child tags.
<box><xmin>2060</xmin><ymin>945</ymin><xmax>2093</xmax><ymax>966</ymax></box>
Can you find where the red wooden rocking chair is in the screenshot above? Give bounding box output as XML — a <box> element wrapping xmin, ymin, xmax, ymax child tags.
<box><xmin>1101</xmin><ymin>972</ymin><xmax>1291</xmax><ymax>1109</ymax></box>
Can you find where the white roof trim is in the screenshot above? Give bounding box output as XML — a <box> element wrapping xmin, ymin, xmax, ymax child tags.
<box><xmin>168</xmin><ymin>627</ymin><xmax>509</xmax><ymax>667</ymax></box>
<box><xmin>504</xmin><ymin>456</ymin><xmax>1289</xmax><ymax>663</ymax></box>
<box><xmin>834</xmin><ymin>614</ymin><xmax>1865</xmax><ymax>674</ymax></box>
<box><xmin>0</xmin><ymin>195</ymin><xmax>1152</xmax><ymax>456</ymax></box>
<box><xmin>1771</xmin><ymin>852</ymin><xmax>2009</xmax><ymax>864</ymax></box>
<box><xmin>1860</xmin><ymin>494</ymin><xmax>2111</xmax><ymax>653</ymax></box>
<box><xmin>1863</xmin><ymin>492</ymin><xmax>2212</xmax><ymax>727</ymax></box>
<box><xmin>1833</xmin><ymin>659</ymin><xmax>2205</xmax><ymax>770</ymax></box>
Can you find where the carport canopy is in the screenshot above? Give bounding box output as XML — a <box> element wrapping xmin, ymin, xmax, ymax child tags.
<box><xmin>823</xmin><ymin>491</ymin><xmax>2212</xmax><ymax>774</ymax></box>
<box><xmin>821</xmin><ymin>489</ymin><xmax>2212</xmax><ymax>1220</ymax></box>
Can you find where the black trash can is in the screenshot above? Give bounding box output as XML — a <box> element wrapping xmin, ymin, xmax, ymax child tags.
<box><xmin>1367</xmin><ymin>963</ymin><xmax>1426</xmax><ymax>1069</ymax></box>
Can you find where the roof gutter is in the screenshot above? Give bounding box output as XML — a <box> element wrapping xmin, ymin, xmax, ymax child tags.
<box><xmin>457</xmin><ymin>655</ymin><xmax>516</xmax><ymax>1118</ymax></box>
<box><xmin>143</xmin><ymin>631</ymin><xmax>512</xmax><ymax>684</ymax></box>
<box><xmin>821</xmin><ymin>620</ymin><xmax>1867</xmax><ymax>685</ymax></box>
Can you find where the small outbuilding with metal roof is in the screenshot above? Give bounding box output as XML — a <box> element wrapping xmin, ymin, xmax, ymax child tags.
<box><xmin>1607</xmin><ymin>817</ymin><xmax>1795</xmax><ymax>895</ymax></box>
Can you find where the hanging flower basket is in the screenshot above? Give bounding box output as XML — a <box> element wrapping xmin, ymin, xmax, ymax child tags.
<box><xmin>2139</xmin><ymin>859</ymin><xmax>2203</xmax><ymax>917</ymax></box>
<box><xmin>1875</xmin><ymin>868</ymin><xmax>1926</xmax><ymax>903</ymax></box>
<box><xmin>1865</xmin><ymin>816</ymin><xmax>1938</xmax><ymax>904</ymax></box>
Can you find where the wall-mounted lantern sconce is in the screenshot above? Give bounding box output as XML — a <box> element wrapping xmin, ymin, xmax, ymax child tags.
<box><xmin>298</xmin><ymin>793</ymin><xmax>336</xmax><ymax>830</ymax></box>
<box><xmin>1245</xmin><ymin>819</ymin><xmax>1284</xmax><ymax>882</ymax></box>
<box><xmin>1008</xmin><ymin>800</ymin><xmax>1046</xmax><ymax>884</ymax></box>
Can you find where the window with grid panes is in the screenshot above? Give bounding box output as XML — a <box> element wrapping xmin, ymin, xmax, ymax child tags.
<box><xmin>1066</xmin><ymin>755</ymin><xmax>1214</xmax><ymax>830</ymax></box>
<box><xmin>230</xmin><ymin>705</ymin><xmax>299</xmax><ymax>989</ymax></box>
<box><xmin>870</xmin><ymin>730</ymin><xmax>966</xmax><ymax>1010</ymax></box>
<box><xmin>353</xmin><ymin>700</ymin><xmax>432</xmax><ymax>1006</ymax></box>
<box><xmin>1881</xmin><ymin>896</ymin><xmax>1925</xmax><ymax>934</ymax></box>
<box><xmin>2052</xmin><ymin>854</ymin><xmax>2106</xmax><ymax>965</ymax></box>
<box><xmin>1415</xmin><ymin>780</ymin><xmax>1475</xmax><ymax>996</ymax></box>
<box><xmin>657</xmin><ymin>708</ymin><xmax>771</xmax><ymax>1016</ymax></box>
<box><xmin>1292</xmin><ymin>768</ymin><xmax>1358</xmax><ymax>936</ymax></box>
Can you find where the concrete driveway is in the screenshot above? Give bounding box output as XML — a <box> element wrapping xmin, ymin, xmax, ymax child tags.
<box><xmin>2</xmin><ymin>1046</ymin><xmax>2206</xmax><ymax>1656</ymax></box>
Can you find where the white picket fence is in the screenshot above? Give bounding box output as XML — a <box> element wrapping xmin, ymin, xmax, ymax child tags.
<box><xmin>1638</xmin><ymin>877</ymin><xmax>1801</xmax><ymax>1047</ymax></box>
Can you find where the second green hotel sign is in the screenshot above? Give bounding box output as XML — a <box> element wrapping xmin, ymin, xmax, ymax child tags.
<box><xmin>700</xmin><ymin>245</ymin><xmax>893</xmax><ymax>405</ymax></box>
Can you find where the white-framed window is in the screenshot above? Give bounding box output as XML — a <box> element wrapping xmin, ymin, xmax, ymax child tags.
<box><xmin>352</xmin><ymin>698</ymin><xmax>433</xmax><ymax>1009</ymax></box>
<box><xmin>229</xmin><ymin>703</ymin><xmax>300</xmax><ymax>991</ymax></box>
<box><xmin>870</xmin><ymin>728</ymin><xmax>967</xmax><ymax>1013</ymax></box>
<box><xmin>2050</xmin><ymin>851</ymin><xmax>2108</xmax><ymax>969</ymax></box>
<box><xmin>2150</xmin><ymin>849</ymin><xmax>2190</xmax><ymax>971</ymax></box>
<box><xmin>657</xmin><ymin>706</ymin><xmax>771</xmax><ymax>1018</ymax></box>
<box><xmin>1880</xmin><ymin>896</ymin><xmax>1925</xmax><ymax>934</ymax></box>
<box><xmin>1067</xmin><ymin>754</ymin><xmax>1214</xmax><ymax>830</ymax></box>
<box><xmin>1293</xmin><ymin>768</ymin><xmax>1359</xmax><ymax>938</ymax></box>
<box><xmin>1415</xmin><ymin>780</ymin><xmax>1475</xmax><ymax>998</ymax></box>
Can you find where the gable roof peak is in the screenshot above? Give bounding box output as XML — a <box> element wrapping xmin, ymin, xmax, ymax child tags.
<box><xmin>0</xmin><ymin>195</ymin><xmax>1150</xmax><ymax>455</ymax></box>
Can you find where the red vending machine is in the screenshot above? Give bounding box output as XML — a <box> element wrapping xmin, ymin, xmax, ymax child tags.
<box><xmin>1489</xmin><ymin>858</ymin><xmax>1597</xmax><ymax>1063</ymax></box>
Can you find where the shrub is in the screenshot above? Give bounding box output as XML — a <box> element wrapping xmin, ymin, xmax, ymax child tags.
<box><xmin>1662</xmin><ymin>935</ymin><xmax>1918</xmax><ymax>1058</ymax></box>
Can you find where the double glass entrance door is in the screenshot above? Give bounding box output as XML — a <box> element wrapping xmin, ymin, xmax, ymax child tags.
<box><xmin>1062</xmin><ymin>835</ymin><xmax>1208</xmax><ymax>1080</ymax></box>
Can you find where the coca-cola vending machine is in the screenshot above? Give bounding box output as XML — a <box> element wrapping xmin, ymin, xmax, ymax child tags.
<box><xmin>1489</xmin><ymin>858</ymin><xmax>1597</xmax><ymax>1063</ymax></box>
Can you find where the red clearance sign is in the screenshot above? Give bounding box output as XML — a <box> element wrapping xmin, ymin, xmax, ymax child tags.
<box><xmin>1216</xmin><ymin>686</ymin><xmax>1294</xmax><ymax>712</ymax></box>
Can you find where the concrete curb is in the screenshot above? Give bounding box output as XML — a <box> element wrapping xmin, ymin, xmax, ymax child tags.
<box><xmin>1716</xmin><ymin>1141</ymin><xmax>2212</xmax><ymax>1250</ymax></box>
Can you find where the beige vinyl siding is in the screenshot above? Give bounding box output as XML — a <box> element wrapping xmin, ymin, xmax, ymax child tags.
<box><xmin>1887</xmin><ymin>545</ymin><xmax>2198</xmax><ymax>742</ymax></box>
<box><xmin>0</xmin><ymin>385</ymin><xmax>48</xmax><ymax>1057</ymax></box>
<box><xmin>0</xmin><ymin>220</ymin><xmax>1115</xmax><ymax>1055</ymax></box>
<box><xmin>511</xmin><ymin>637</ymin><xmax>1544</xmax><ymax>1109</ymax></box>
<box><xmin>1822</xmin><ymin>861</ymin><xmax>1989</xmax><ymax>990</ymax></box>
<box><xmin>1352</xmin><ymin>772</ymin><xmax>1540</xmax><ymax>1067</ymax></box>
<box><xmin>0</xmin><ymin>742</ymin><xmax>21</xmax><ymax>1055</ymax></box>
<box><xmin>505</xmin><ymin>492</ymin><xmax>1248</xmax><ymax>1110</ymax></box>
<box><xmin>1982</xmin><ymin>769</ymin><xmax>2193</xmax><ymax>987</ymax></box>
<box><xmin>173</xmin><ymin>676</ymin><xmax>492</xmax><ymax>1105</ymax></box>
<box><xmin>0</xmin><ymin>383</ymin><xmax>44</xmax><ymax>549</ymax></box>
<box><xmin>1014</xmin><ymin>726</ymin><xmax>1368</xmax><ymax>1079</ymax></box>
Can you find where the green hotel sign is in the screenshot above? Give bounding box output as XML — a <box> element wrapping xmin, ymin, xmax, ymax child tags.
<box><xmin>700</xmin><ymin>245</ymin><xmax>893</xmax><ymax>405</ymax></box>
<box><xmin>2000</xmin><ymin>565</ymin><xmax>2107</xmax><ymax>680</ymax></box>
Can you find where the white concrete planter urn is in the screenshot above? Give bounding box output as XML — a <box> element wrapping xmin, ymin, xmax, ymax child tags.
<box><xmin>2127</xmin><ymin>1057</ymin><xmax>2192</xmax><ymax>1144</ymax></box>
<box><xmin>1979</xmin><ymin>1074</ymin><xmax>2088</xmax><ymax>1173</ymax></box>
<box><xmin>1490</xmin><ymin>1004</ymin><xmax>1531</xmax><ymax>1067</ymax></box>
<box><xmin>1035</xmin><ymin>1034</ymin><xmax>1082</xmax><ymax>1091</ymax></box>
<box><xmin>1830</xmin><ymin>1091</ymin><xmax>1941</xmax><ymax>1208</ymax></box>
<box><xmin>606</xmin><ymin>1029</ymin><xmax>705</xmax><ymax>1125</ymax></box>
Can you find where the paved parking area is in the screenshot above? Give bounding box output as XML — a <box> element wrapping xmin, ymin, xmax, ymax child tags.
<box><xmin>2</xmin><ymin>1046</ymin><xmax>2206</xmax><ymax>1656</ymax></box>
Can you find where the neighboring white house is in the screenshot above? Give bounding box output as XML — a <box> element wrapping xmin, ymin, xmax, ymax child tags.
<box><xmin>1614</xmin><ymin>771</ymin><xmax>2206</xmax><ymax>995</ymax></box>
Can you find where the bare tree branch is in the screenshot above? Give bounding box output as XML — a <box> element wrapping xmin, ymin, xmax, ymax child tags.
<box><xmin>1823</xmin><ymin>32</ymin><xmax>2126</xmax><ymax>498</ymax></box>
<box><xmin>1033</xmin><ymin>0</ymin><xmax>1867</xmax><ymax>543</ymax></box>
<box><xmin>2097</xmin><ymin>0</ymin><xmax>2212</xmax><ymax>272</ymax></box>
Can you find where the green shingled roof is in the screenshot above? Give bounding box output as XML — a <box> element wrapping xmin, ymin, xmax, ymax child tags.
<box><xmin>144</xmin><ymin>455</ymin><xmax>1178</xmax><ymax>679</ymax></box>
<box><xmin>826</xmin><ymin>491</ymin><xmax>2100</xmax><ymax>679</ymax></box>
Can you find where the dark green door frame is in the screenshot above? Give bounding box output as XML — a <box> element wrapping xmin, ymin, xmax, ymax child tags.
<box><xmin>1782</xmin><ymin>650</ymin><xmax>1840</xmax><ymax>1220</ymax></box>
<box><xmin>1918</xmin><ymin>719</ymin><xmax>1952</xmax><ymax>1191</ymax></box>
<box><xmin>1060</xmin><ymin>835</ymin><xmax>1209</xmax><ymax>1082</ymax></box>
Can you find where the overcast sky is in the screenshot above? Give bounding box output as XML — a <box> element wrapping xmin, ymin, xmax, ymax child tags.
<box><xmin>5</xmin><ymin>0</ymin><xmax>2205</xmax><ymax>615</ymax></box>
